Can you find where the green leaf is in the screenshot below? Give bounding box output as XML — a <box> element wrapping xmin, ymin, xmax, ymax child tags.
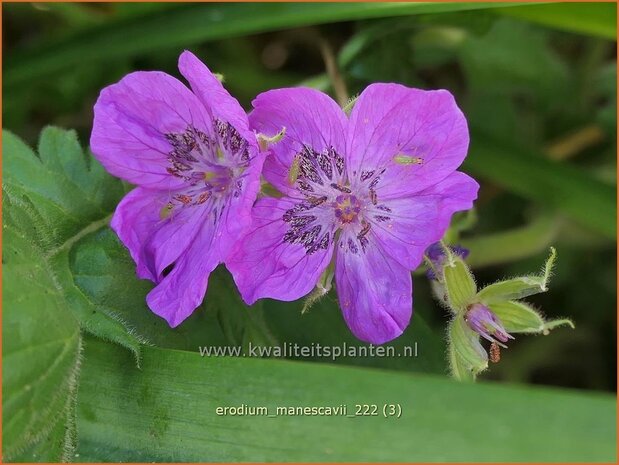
<box><xmin>2</xmin><ymin>156</ymin><xmax>82</xmax><ymax>461</ymax></box>
<box><xmin>443</xmin><ymin>255</ymin><xmax>477</xmax><ymax>312</ymax></box>
<box><xmin>448</xmin><ymin>315</ymin><xmax>487</xmax><ymax>380</ymax></box>
<box><xmin>2</xmin><ymin>127</ymin><xmax>163</xmax><ymax>460</ymax></box>
<box><xmin>496</xmin><ymin>3</ymin><xmax>617</xmax><ymax>39</ymax></box>
<box><xmin>77</xmin><ymin>337</ymin><xmax>616</xmax><ymax>462</ymax></box>
<box><xmin>3</xmin><ymin>127</ymin><xmax>144</xmax><ymax>359</ymax></box>
<box><xmin>69</xmin><ymin>226</ymin><xmax>276</xmax><ymax>351</ymax></box>
<box><xmin>465</xmin><ymin>132</ymin><xmax>617</xmax><ymax>239</ymax></box>
<box><xmin>476</xmin><ymin>247</ymin><xmax>556</xmax><ymax>305</ymax></box>
<box><xmin>5</xmin><ymin>2</ymin><xmax>526</xmax><ymax>87</ymax></box>
<box><xmin>489</xmin><ymin>300</ymin><xmax>575</xmax><ymax>334</ymax></box>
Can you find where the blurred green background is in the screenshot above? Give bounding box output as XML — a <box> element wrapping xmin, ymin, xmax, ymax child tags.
<box><xmin>2</xmin><ymin>2</ymin><xmax>617</xmax><ymax>462</ymax></box>
<box><xmin>4</xmin><ymin>1</ymin><xmax>616</xmax><ymax>391</ymax></box>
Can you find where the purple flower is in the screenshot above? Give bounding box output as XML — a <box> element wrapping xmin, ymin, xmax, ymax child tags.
<box><xmin>90</xmin><ymin>51</ymin><xmax>264</xmax><ymax>327</ymax></box>
<box><xmin>425</xmin><ymin>242</ymin><xmax>470</xmax><ymax>280</ymax></box>
<box><xmin>228</xmin><ymin>84</ymin><xmax>479</xmax><ymax>344</ymax></box>
<box><xmin>465</xmin><ymin>303</ymin><xmax>514</xmax><ymax>347</ymax></box>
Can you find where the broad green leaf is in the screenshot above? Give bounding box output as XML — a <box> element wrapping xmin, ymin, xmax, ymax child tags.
<box><xmin>2</xmin><ymin>157</ymin><xmax>82</xmax><ymax>461</ymax></box>
<box><xmin>3</xmin><ymin>127</ymin><xmax>144</xmax><ymax>358</ymax></box>
<box><xmin>10</xmin><ymin>388</ymin><xmax>78</xmax><ymax>462</ymax></box>
<box><xmin>5</xmin><ymin>2</ymin><xmax>525</xmax><ymax>87</ymax></box>
<box><xmin>496</xmin><ymin>3</ymin><xmax>617</xmax><ymax>39</ymax></box>
<box><xmin>489</xmin><ymin>301</ymin><xmax>574</xmax><ymax>335</ymax></box>
<box><xmin>448</xmin><ymin>315</ymin><xmax>487</xmax><ymax>380</ymax></box>
<box><xmin>443</xmin><ymin>256</ymin><xmax>477</xmax><ymax>312</ymax></box>
<box><xmin>476</xmin><ymin>248</ymin><xmax>556</xmax><ymax>304</ymax></box>
<box><xmin>77</xmin><ymin>337</ymin><xmax>616</xmax><ymax>462</ymax></box>
<box><xmin>465</xmin><ymin>131</ymin><xmax>617</xmax><ymax>239</ymax></box>
<box><xmin>70</xmin><ymin>226</ymin><xmax>276</xmax><ymax>351</ymax></box>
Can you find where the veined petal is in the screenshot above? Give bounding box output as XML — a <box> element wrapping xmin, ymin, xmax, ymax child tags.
<box><xmin>227</xmin><ymin>197</ymin><xmax>335</xmax><ymax>305</ymax></box>
<box><xmin>346</xmin><ymin>83</ymin><xmax>469</xmax><ymax>196</ymax></box>
<box><xmin>371</xmin><ymin>171</ymin><xmax>479</xmax><ymax>270</ymax></box>
<box><xmin>146</xmin><ymin>217</ymin><xmax>220</xmax><ymax>327</ymax></box>
<box><xmin>249</xmin><ymin>87</ymin><xmax>347</xmax><ymax>196</ymax></box>
<box><xmin>335</xmin><ymin>243</ymin><xmax>412</xmax><ymax>344</ymax></box>
<box><xmin>111</xmin><ymin>187</ymin><xmax>163</xmax><ymax>282</ymax></box>
<box><xmin>218</xmin><ymin>151</ymin><xmax>267</xmax><ymax>261</ymax></box>
<box><xmin>144</xmin><ymin>204</ymin><xmax>209</xmax><ymax>281</ymax></box>
<box><xmin>178</xmin><ymin>50</ymin><xmax>257</xmax><ymax>149</ymax></box>
<box><xmin>111</xmin><ymin>187</ymin><xmax>208</xmax><ymax>282</ymax></box>
<box><xmin>91</xmin><ymin>70</ymin><xmax>213</xmax><ymax>189</ymax></box>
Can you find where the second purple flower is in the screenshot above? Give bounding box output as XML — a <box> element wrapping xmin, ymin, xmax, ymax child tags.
<box><xmin>228</xmin><ymin>84</ymin><xmax>479</xmax><ymax>344</ymax></box>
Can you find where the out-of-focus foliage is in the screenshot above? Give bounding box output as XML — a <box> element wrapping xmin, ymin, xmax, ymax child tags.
<box><xmin>2</xmin><ymin>2</ymin><xmax>617</xmax><ymax>462</ymax></box>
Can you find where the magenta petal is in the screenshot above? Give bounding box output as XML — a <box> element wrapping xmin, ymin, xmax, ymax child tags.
<box><xmin>90</xmin><ymin>70</ymin><xmax>212</xmax><ymax>190</ymax></box>
<box><xmin>227</xmin><ymin>197</ymin><xmax>334</xmax><ymax>305</ymax></box>
<box><xmin>249</xmin><ymin>87</ymin><xmax>347</xmax><ymax>196</ymax></box>
<box><xmin>347</xmin><ymin>83</ymin><xmax>469</xmax><ymax>197</ymax></box>
<box><xmin>178</xmin><ymin>51</ymin><xmax>255</xmax><ymax>145</ymax></box>
<box><xmin>146</xmin><ymin>218</ymin><xmax>220</xmax><ymax>327</ymax></box>
<box><xmin>218</xmin><ymin>160</ymin><xmax>266</xmax><ymax>262</ymax></box>
<box><xmin>335</xmin><ymin>244</ymin><xmax>412</xmax><ymax>345</ymax></box>
<box><xmin>144</xmin><ymin>206</ymin><xmax>209</xmax><ymax>280</ymax></box>
<box><xmin>111</xmin><ymin>187</ymin><xmax>209</xmax><ymax>282</ymax></box>
<box><xmin>110</xmin><ymin>187</ymin><xmax>163</xmax><ymax>281</ymax></box>
<box><xmin>177</xmin><ymin>51</ymin><xmax>265</xmax><ymax>253</ymax></box>
<box><xmin>372</xmin><ymin>171</ymin><xmax>478</xmax><ymax>270</ymax></box>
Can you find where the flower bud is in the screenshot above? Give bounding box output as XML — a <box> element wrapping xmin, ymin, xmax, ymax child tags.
<box><xmin>465</xmin><ymin>303</ymin><xmax>514</xmax><ymax>347</ymax></box>
<box><xmin>257</xmin><ymin>126</ymin><xmax>286</xmax><ymax>151</ymax></box>
<box><xmin>425</xmin><ymin>242</ymin><xmax>469</xmax><ymax>281</ymax></box>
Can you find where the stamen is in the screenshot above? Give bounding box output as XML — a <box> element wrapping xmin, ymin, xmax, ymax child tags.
<box><xmin>159</xmin><ymin>202</ymin><xmax>174</xmax><ymax>220</ymax></box>
<box><xmin>288</xmin><ymin>155</ymin><xmax>301</xmax><ymax>185</ymax></box>
<box><xmin>163</xmin><ymin>122</ymin><xmax>247</xmax><ymax>216</ymax></box>
<box><xmin>216</xmin><ymin>146</ymin><xmax>225</xmax><ymax>159</ymax></box>
<box><xmin>308</xmin><ymin>196</ymin><xmax>328</xmax><ymax>207</ymax></box>
<box><xmin>393</xmin><ymin>154</ymin><xmax>423</xmax><ymax>165</ymax></box>
<box><xmin>369</xmin><ymin>189</ymin><xmax>377</xmax><ymax>205</ymax></box>
<box><xmin>360</xmin><ymin>170</ymin><xmax>375</xmax><ymax>181</ymax></box>
<box><xmin>347</xmin><ymin>238</ymin><xmax>359</xmax><ymax>254</ymax></box>
<box><xmin>175</xmin><ymin>194</ymin><xmax>192</xmax><ymax>205</ymax></box>
<box><xmin>257</xmin><ymin>126</ymin><xmax>286</xmax><ymax>151</ymax></box>
<box><xmin>331</xmin><ymin>183</ymin><xmax>352</xmax><ymax>194</ymax></box>
<box><xmin>196</xmin><ymin>192</ymin><xmax>211</xmax><ymax>204</ymax></box>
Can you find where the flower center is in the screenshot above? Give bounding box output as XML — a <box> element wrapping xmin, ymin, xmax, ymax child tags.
<box><xmin>281</xmin><ymin>145</ymin><xmax>393</xmax><ymax>256</ymax></box>
<box><xmin>163</xmin><ymin>122</ymin><xmax>249</xmax><ymax>212</ymax></box>
<box><xmin>203</xmin><ymin>166</ymin><xmax>234</xmax><ymax>193</ymax></box>
<box><xmin>334</xmin><ymin>194</ymin><xmax>362</xmax><ymax>224</ymax></box>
